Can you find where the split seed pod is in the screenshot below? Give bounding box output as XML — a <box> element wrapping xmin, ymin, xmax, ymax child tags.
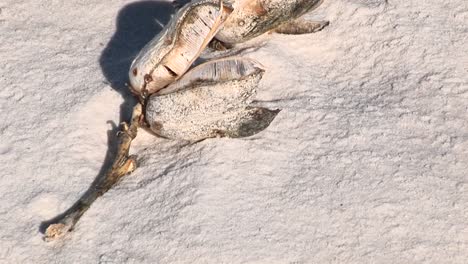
<box><xmin>216</xmin><ymin>0</ymin><xmax>324</xmax><ymax>44</ymax></box>
<box><xmin>145</xmin><ymin>57</ymin><xmax>280</xmax><ymax>141</ymax></box>
<box><xmin>129</xmin><ymin>0</ymin><xmax>232</xmax><ymax>96</ymax></box>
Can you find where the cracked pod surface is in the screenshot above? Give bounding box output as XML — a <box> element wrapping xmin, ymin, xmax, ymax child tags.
<box><xmin>145</xmin><ymin>57</ymin><xmax>280</xmax><ymax>141</ymax></box>
<box><xmin>216</xmin><ymin>0</ymin><xmax>324</xmax><ymax>44</ymax></box>
<box><xmin>128</xmin><ymin>0</ymin><xmax>232</xmax><ymax>96</ymax></box>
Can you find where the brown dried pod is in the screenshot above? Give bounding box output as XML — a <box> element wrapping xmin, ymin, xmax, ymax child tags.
<box><xmin>145</xmin><ymin>57</ymin><xmax>280</xmax><ymax>141</ymax></box>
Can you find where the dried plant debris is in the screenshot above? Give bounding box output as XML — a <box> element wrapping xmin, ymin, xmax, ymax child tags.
<box><xmin>146</xmin><ymin>57</ymin><xmax>279</xmax><ymax>141</ymax></box>
<box><xmin>42</xmin><ymin>0</ymin><xmax>331</xmax><ymax>241</ymax></box>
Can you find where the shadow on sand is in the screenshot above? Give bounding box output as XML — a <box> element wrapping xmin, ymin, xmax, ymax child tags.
<box><xmin>100</xmin><ymin>0</ymin><xmax>176</xmax><ymax>123</ymax></box>
<box><xmin>40</xmin><ymin>1</ymin><xmax>175</xmax><ymax>235</ymax></box>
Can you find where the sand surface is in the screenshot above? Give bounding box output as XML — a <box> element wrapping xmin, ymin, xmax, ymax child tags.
<box><xmin>1</xmin><ymin>0</ymin><xmax>467</xmax><ymax>263</ymax></box>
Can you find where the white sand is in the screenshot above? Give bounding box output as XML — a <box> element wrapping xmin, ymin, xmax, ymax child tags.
<box><xmin>1</xmin><ymin>0</ymin><xmax>467</xmax><ymax>263</ymax></box>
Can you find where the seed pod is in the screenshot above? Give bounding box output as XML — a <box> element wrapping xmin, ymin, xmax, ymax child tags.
<box><xmin>145</xmin><ymin>57</ymin><xmax>280</xmax><ymax>141</ymax></box>
<box><xmin>216</xmin><ymin>0</ymin><xmax>324</xmax><ymax>44</ymax></box>
<box><xmin>128</xmin><ymin>0</ymin><xmax>232</xmax><ymax>97</ymax></box>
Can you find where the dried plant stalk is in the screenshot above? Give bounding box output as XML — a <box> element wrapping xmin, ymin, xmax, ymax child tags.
<box><xmin>44</xmin><ymin>104</ymin><xmax>142</xmax><ymax>241</ymax></box>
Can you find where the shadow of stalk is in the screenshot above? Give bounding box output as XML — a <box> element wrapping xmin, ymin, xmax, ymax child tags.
<box><xmin>39</xmin><ymin>1</ymin><xmax>175</xmax><ymax>235</ymax></box>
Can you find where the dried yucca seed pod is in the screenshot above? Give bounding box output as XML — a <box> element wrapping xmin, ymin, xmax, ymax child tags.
<box><xmin>128</xmin><ymin>0</ymin><xmax>232</xmax><ymax>97</ymax></box>
<box><xmin>145</xmin><ymin>57</ymin><xmax>280</xmax><ymax>141</ymax></box>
